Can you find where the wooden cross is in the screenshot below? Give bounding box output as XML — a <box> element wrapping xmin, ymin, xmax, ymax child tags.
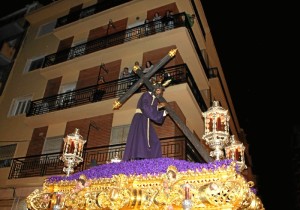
<box><xmin>113</xmin><ymin>49</ymin><xmax>212</xmax><ymax>162</ymax></box>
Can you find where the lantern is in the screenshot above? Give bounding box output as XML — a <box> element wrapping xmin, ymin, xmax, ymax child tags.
<box><xmin>60</xmin><ymin>128</ymin><xmax>86</xmax><ymax>176</ymax></box>
<box><xmin>202</xmin><ymin>101</ymin><xmax>230</xmax><ymax>160</ymax></box>
<box><xmin>225</xmin><ymin>135</ymin><xmax>247</xmax><ymax>171</ymax></box>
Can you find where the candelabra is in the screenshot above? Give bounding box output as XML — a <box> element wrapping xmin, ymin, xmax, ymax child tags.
<box><xmin>182</xmin><ymin>183</ymin><xmax>192</xmax><ymax>210</ymax></box>
<box><xmin>60</xmin><ymin>128</ymin><xmax>86</xmax><ymax>176</ymax></box>
<box><xmin>202</xmin><ymin>101</ymin><xmax>230</xmax><ymax>160</ymax></box>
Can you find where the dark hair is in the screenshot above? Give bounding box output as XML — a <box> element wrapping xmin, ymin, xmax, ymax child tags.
<box><xmin>167</xmin><ymin>170</ymin><xmax>176</xmax><ymax>179</ymax></box>
<box><xmin>153</xmin><ymin>82</ymin><xmax>165</xmax><ymax>91</ymax></box>
<box><xmin>77</xmin><ymin>178</ymin><xmax>86</xmax><ymax>185</ymax></box>
<box><xmin>146</xmin><ymin>61</ymin><xmax>153</xmax><ymax>67</ymax></box>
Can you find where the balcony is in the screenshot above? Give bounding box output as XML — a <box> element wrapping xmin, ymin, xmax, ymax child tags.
<box><xmin>27</xmin><ymin>64</ymin><xmax>207</xmax><ymax>117</ymax></box>
<box><xmin>42</xmin><ymin>12</ymin><xmax>209</xmax><ymax>78</ymax></box>
<box><xmin>55</xmin><ymin>0</ymin><xmax>133</xmax><ymax>28</ymax></box>
<box><xmin>44</xmin><ymin>12</ymin><xmax>186</xmax><ymax>67</ymax></box>
<box><xmin>8</xmin><ymin>136</ymin><xmax>206</xmax><ymax>179</ymax></box>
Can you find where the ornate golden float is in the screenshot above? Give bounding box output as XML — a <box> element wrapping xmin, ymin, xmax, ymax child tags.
<box><xmin>26</xmin><ymin>158</ymin><xmax>264</xmax><ymax>209</ymax></box>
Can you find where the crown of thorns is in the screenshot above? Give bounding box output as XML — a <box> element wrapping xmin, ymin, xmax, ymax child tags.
<box><xmin>151</xmin><ymin>74</ymin><xmax>172</xmax><ymax>91</ymax></box>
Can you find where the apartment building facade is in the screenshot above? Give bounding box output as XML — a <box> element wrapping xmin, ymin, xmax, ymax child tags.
<box><xmin>0</xmin><ymin>0</ymin><xmax>255</xmax><ymax>209</ymax></box>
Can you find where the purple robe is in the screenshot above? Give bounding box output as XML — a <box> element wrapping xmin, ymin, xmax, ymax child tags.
<box><xmin>122</xmin><ymin>92</ymin><xmax>165</xmax><ymax>161</ymax></box>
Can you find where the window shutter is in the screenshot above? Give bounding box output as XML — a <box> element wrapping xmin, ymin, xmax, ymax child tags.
<box><xmin>42</xmin><ymin>136</ymin><xmax>64</xmax><ymax>154</ymax></box>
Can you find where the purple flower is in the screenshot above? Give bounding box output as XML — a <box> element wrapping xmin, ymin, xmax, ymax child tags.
<box><xmin>250</xmin><ymin>187</ymin><xmax>257</xmax><ymax>194</ymax></box>
<box><xmin>46</xmin><ymin>158</ymin><xmax>234</xmax><ymax>183</ymax></box>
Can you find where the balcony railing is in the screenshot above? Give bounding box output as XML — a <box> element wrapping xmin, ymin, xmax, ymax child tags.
<box><xmin>44</xmin><ymin>13</ymin><xmax>187</xmax><ymax>66</ymax></box>
<box><xmin>55</xmin><ymin>0</ymin><xmax>132</xmax><ymax>28</ymax></box>
<box><xmin>43</xmin><ymin>12</ymin><xmax>210</xmax><ymax>78</ymax></box>
<box><xmin>8</xmin><ymin>136</ymin><xmax>205</xmax><ymax>179</ymax></box>
<box><xmin>27</xmin><ymin>64</ymin><xmax>207</xmax><ymax>117</ymax></box>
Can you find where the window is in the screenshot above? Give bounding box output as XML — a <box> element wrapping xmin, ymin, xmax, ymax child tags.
<box><xmin>9</xmin><ymin>95</ymin><xmax>32</xmax><ymax>116</ymax></box>
<box><xmin>24</xmin><ymin>56</ymin><xmax>44</xmax><ymax>72</ymax></box>
<box><xmin>58</xmin><ymin>83</ymin><xmax>76</xmax><ymax>107</ymax></box>
<box><xmin>42</xmin><ymin>136</ymin><xmax>64</xmax><ymax>154</ymax></box>
<box><xmin>36</xmin><ymin>20</ymin><xmax>57</xmax><ymax>37</ymax></box>
<box><xmin>79</xmin><ymin>7</ymin><xmax>96</xmax><ymax>18</ymax></box>
<box><xmin>60</xmin><ymin>83</ymin><xmax>76</xmax><ymax>94</ymax></box>
<box><xmin>110</xmin><ymin>125</ymin><xmax>130</xmax><ymax>144</ymax></box>
<box><xmin>0</xmin><ymin>144</ymin><xmax>17</xmax><ymax>168</ymax></box>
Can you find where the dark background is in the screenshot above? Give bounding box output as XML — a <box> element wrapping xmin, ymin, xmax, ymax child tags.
<box><xmin>0</xmin><ymin>0</ymin><xmax>38</xmax><ymax>18</ymax></box>
<box><xmin>1</xmin><ymin>1</ymin><xmax>296</xmax><ymax>209</ymax></box>
<box><xmin>202</xmin><ymin>1</ymin><xmax>296</xmax><ymax>209</ymax></box>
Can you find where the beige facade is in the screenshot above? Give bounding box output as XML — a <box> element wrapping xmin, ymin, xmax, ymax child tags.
<box><xmin>0</xmin><ymin>0</ymin><xmax>254</xmax><ymax>209</ymax></box>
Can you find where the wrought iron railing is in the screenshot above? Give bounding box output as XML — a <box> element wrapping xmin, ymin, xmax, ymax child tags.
<box><xmin>43</xmin><ymin>12</ymin><xmax>211</xmax><ymax>79</ymax></box>
<box><xmin>43</xmin><ymin>12</ymin><xmax>188</xmax><ymax>68</ymax></box>
<box><xmin>55</xmin><ymin>0</ymin><xmax>132</xmax><ymax>28</ymax></box>
<box><xmin>186</xmin><ymin>69</ymin><xmax>207</xmax><ymax>111</ymax></box>
<box><xmin>27</xmin><ymin>64</ymin><xmax>207</xmax><ymax>116</ymax></box>
<box><xmin>8</xmin><ymin>136</ymin><xmax>205</xmax><ymax>179</ymax></box>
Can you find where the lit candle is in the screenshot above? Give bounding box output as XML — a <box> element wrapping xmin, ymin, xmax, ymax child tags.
<box><xmin>208</xmin><ymin>117</ymin><xmax>213</xmax><ymax>131</ymax></box>
<box><xmin>70</xmin><ymin>139</ymin><xmax>75</xmax><ymax>154</ymax></box>
<box><xmin>185</xmin><ymin>185</ymin><xmax>190</xmax><ymax>200</ymax></box>
<box><xmin>217</xmin><ymin>117</ymin><xmax>221</xmax><ymax>131</ymax></box>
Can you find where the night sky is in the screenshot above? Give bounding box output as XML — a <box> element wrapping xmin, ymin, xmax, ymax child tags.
<box><xmin>0</xmin><ymin>0</ymin><xmax>33</xmax><ymax>19</ymax></box>
<box><xmin>202</xmin><ymin>1</ymin><xmax>296</xmax><ymax>209</ymax></box>
<box><xmin>1</xmin><ymin>1</ymin><xmax>296</xmax><ymax>209</ymax></box>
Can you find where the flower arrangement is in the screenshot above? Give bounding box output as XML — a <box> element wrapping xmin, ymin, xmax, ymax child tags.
<box><xmin>46</xmin><ymin>158</ymin><xmax>233</xmax><ymax>183</ymax></box>
<box><xmin>27</xmin><ymin>158</ymin><xmax>264</xmax><ymax>210</ymax></box>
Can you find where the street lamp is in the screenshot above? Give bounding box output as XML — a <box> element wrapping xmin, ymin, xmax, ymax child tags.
<box><xmin>60</xmin><ymin>128</ymin><xmax>86</xmax><ymax>176</ymax></box>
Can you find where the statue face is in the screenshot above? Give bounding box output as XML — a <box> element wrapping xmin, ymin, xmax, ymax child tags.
<box><xmin>154</xmin><ymin>88</ymin><xmax>163</xmax><ymax>96</ymax></box>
